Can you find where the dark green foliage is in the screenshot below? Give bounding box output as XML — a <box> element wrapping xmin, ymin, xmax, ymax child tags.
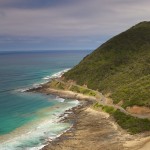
<box><xmin>113</xmin><ymin>110</ymin><xmax>150</xmax><ymax>134</ymax></box>
<box><xmin>64</xmin><ymin>21</ymin><xmax>150</xmax><ymax>107</ymax></box>
<box><xmin>93</xmin><ymin>102</ymin><xmax>103</xmax><ymax>108</ymax></box>
<box><xmin>102</xmin><ymin>105</ymin><xmax>115</xmax><ymax>114</ymax></box>
<box><xmin>49</xmin><ymin>79</ymin><xmax>97</xmax><ymax>97</ymax></box>
<box><xmin>93</xmin><ymin>102</ymin><xmax>115</xmax><ymax>114</ymax></box>
<box><xmin>93</xmin><ymin>103</ymin><xmax>150</xmax><ymax>134</ymax></box>
<box><xmin>48</xmin><ymin>80</ymin><xmax>65</xmax><ymax>90</ymax></box>
<box><xmin>70</xmin><ymin>84</ymin><xmax>97</xmax><ymax>96</ymax></box>
<box><xmin>112</xmin><ymin>75</ymin><xmax>150</xmax><ymax>107</ymax></box>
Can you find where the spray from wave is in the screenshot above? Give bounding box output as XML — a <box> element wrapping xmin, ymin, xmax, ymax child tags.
<box><xmin>0</xmin><ymin>96</ymin><xmax>79</xmax><ymax>150</ymax></box>
<box><xmin>0</xmin><ymin>68</ymin><xmax>80</xmax><ymax>150</ymax></box>
<box><xmin>42</xmin><ymin>68</ymin><xmax>70</xmax><ymax>80</ymax></box>
<box><xmin>16</xmin><ymin>68</ymin><xmax>70</xmax><ymax>93</ymax></box>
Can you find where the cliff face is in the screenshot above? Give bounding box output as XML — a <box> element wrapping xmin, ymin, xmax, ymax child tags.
<box><xmin>63</xmin><ymin>21</ymin><xmax>150</xmax><ymax>108</ymax></box>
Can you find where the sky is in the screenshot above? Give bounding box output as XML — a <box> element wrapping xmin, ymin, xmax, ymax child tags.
<box><xmin>0</xmin><ymin>0</ymin><xmax>150</xmax><ymax>51</ymax></box>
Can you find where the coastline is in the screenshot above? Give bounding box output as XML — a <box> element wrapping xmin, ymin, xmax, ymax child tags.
<box><xmin>28</xmin><ymin>85</ymin><xmax>98</xmax><ymax>102</ymax></box>
<box><xmin>27</xmin><ymin>81</ymin><xmax>150</xmax><ymax>150</ymax></box>
<box><xmin>41</xmin><ymin>97</ymin><xmax>150</xmax><ymax>150</ymax></box>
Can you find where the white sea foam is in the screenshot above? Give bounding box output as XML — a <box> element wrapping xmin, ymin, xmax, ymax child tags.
<box><xmin>28</xmin><ymin>144</ymin><xmax>46</xmax><ymax>150</ymax></box>
<box><xmin>15</xmin><ymin>88</ymin><xmax>28</xmax><ymax>93</ymax></box>
<box><xmin>42</xmin><ymin>76</ymin><xmax>50</xmax><ymax>80</ymax></box>
<box><xmin>0</xmin><ymin>99</ymin><xmax>80</xmax><ymax>150</ymax></box>
<box><xmin>16</xmin><ymin>68</ymin><xmax>70</xmax><ymax>93</ymax></box>
<box><xmin>15</xmin><ymin>87</ymin><xmax>33</xmax><ymax>93</ymax></box>
<box><xmin>55</xmin><ymin>96</ymin><xmax>65</xmax><ymax>102</ymax></box>
<box><xmin>43</xmin><ymin>68</ymin><xmax>70</xmax><ymax>80</ymax></box>
<box><xmin>7</xmin><ymin>69</ymin><xmax>79</xmax><ymax>150</ymax></box>
<box><xmin>67</xmin><ymin>100</ymin><xmax>80</xmax><ymax>105</ymax></box>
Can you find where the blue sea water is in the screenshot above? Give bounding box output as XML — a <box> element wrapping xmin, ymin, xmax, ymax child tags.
<box><xmin>0</xmin><ymin>50</ymin><xmax>91</xmax><ymax>150</ymax></box>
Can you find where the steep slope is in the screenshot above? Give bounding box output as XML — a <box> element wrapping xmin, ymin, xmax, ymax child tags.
<box><xmin>63</xmin><ymin>21</ymin><xmax>150</xmax><ymax>108</ymax></box>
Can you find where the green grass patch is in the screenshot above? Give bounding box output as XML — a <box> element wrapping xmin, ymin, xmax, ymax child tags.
<box><xmin>113</xmin><ymin>110</ymin><xmax>150</xmax><ymax>134</ymax></box>
<box><xmin>48</xmin><ymin>80</ymin><xmax>97</xmax><ymax>97</ymax></box>
<box><xmin>48</xmin><ymin>80</ymin><xmax>65</xmax><ymax>90</ymax></box>
<box><xmin>93</xmin><ymin>102</ymin><xmax>103</xmax><ymax>108</ymax></box>
<box><xmin>111</xmin><ymin>75</ymin><xmax>150</xmax><ymax>108</ymax></box>
<box><xmin>70</xmin><ymin>85</ymin><xmax>97</xmax><ymax>96</ymax></box>
<box><xmin>102</xmin><ymin>105</ymin><xmax>115</xmax><ymax>114</ymax></box>
<box><xmin>93</xmin><ymin>102</ymin><xmax>115</xmax><ymax>114</ymax></box>
<box><xmin>93</xmin><ymin>103</ymin><xmax>150</xmax><ymax>134</ymax></box>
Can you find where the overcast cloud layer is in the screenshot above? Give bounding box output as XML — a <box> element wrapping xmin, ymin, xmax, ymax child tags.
<box><xmin>0</xmin><ymin>0</ymin><xmax>150</xmax><ymax>51</ymax></box>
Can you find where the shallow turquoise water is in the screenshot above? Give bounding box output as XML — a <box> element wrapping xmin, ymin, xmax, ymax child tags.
<box><xmin>0</xmin><ymin>50</ymin><xmax>91</xmax><ymax>149</ymax></box>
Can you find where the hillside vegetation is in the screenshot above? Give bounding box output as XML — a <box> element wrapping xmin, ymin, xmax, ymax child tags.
<box><xmin>93</xmin><ymin>103</ymin><xmax>150</xmax><ymax>134</ymax></box>
<box><xmin>63</xmin><ymin>21</ymin><xmax>150</xmax><ymax>108</ymax></box>
<box><xmin>47</xmin><ymin>79</ymin><xmax>100</xmax><ymax>97</ymax></box>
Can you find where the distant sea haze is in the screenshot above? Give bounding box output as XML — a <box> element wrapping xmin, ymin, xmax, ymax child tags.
<box><xmin>0</xmin><ymin>50</ymin><xmax>91</xmax><ymax>150</ymax></box>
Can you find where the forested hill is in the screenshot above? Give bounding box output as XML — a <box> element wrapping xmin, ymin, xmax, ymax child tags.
<box><xmin>63</xmin><ymin>21</ymin><xmax>150</xmax><ymax>108</ymax></box>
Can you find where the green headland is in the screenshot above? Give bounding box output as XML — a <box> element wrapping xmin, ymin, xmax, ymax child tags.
<box><xmin>64</xmin><ymin>21</ymin><xmax>150</xmax><ymax>109</ymax></box>
<box><xmin>39</xmin><ymin>21</ymin><xmax>150</xmax><ymax>134</ymax></box>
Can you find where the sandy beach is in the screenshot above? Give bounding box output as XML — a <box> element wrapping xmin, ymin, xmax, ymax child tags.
<box><xmin>28</xmin><ymin>84</ymin><xmax>150</xmax><ymax>150</ymax></box>
<box><xmin>42</xmin><ymin>101</ymin><xmax>150</xmax><ymax>150</ymax></box>
<box><xmin>42</xmin><ymin>104</ymin><xmax>125</xmax><ymax>150</ymax></box>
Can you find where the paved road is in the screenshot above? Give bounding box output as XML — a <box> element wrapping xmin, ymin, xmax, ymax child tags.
<box><xmin>99</xmin><ymin>95</ymin><xmax>150</xmax><ymax>119</ymax></box>
<box><xmin>55</xmin><ymin>79</ymin><xmax>150</xmax><ymax>119</ymax></box>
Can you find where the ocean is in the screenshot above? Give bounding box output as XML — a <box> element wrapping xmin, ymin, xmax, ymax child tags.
<box><xmin>0</xmin><ymin>50</ymin><xmax>91</xmax><ymax>150</ymax></box>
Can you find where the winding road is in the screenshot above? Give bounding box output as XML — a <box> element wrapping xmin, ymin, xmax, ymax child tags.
<box><xmin>99</xmin><ymin>95</ymin><xmax>150</xmax><ymax>119</ymax></box>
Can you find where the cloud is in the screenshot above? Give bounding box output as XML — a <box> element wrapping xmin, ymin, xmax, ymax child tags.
<box><xmin>0</xmin><ymin>0</ymin><xmax>150</xmax><ymax>50</ymax></box>
<box><xmin>0</xmin><ymin>0</ymin><xmax>80</xmax><ymax>9</ymax></box>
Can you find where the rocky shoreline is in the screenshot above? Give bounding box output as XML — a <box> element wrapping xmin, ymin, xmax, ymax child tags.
<box><xmin>28</xmin><ymin>82</ymin><xmax>150</xmax><ymax>150</ymax></box>
<box><xmin>42</xmin><ymin>101</ymin><xmax>126</xmax><ymax>150</ymax></box>
<box><xmin>27</xmin><ymin>82</ymin><xmax>98</xmax><ymax>102</ymax></box>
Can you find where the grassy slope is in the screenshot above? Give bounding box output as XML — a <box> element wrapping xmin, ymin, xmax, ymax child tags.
<box><xmin>64</xmin><ymin>21</ymin><xmax>150</xmax><ymax>108</ymax></box>
<box><xmin>47</xmin><ymin>79</ymin><xmax>99</xmax><ymax>97</ymax></box>
<box><xmin>93</xmin><ymin>103</ymin><xmax>150</xmax><ymax>134</ymax></box>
